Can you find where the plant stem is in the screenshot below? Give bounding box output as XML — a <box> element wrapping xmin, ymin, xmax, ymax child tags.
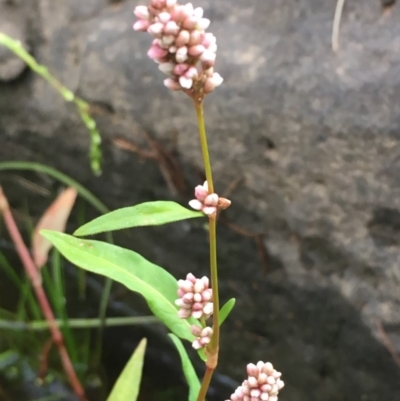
<box><xmin>0</xmin><ymin>187</ymin><xmax>87</xmax><ymax>401</ymax></box>
<box><xmin>194</xmin><ymin>101</ymin><xmax>214</xmax><ymax>193</ymax></box>
<box><xmin>196</xmin><ymin>367</ymin><xmax>214</xmax><ymax>401</ymax></box>
<box><xmin>194</xmin><ymin>100</ymin><xmax>220</xmax><ymax>400</ymax></box>
<box><xmin>0</xmin><ymin>162</ymin><xmax>114</xmax><ymax>369</ymax></box>
<box><xmin>0</xmin><ymin>316</ymin><xmax>159</xmax><ymax>331</ymax></box>
<box><xmin>209</xmin><ymin>217</ymin><xmax>220</xmax><ymax>351</ymax></box>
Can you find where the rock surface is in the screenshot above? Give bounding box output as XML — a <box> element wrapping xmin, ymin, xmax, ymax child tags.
<box><xmin>1</xmin><ymin>0</ymin><xmax>400</xmax><ymax>400</ymax></box>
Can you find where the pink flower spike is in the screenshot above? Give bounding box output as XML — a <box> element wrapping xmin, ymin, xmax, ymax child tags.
<box><xmin>185</xmin><ymin>66</ymin><xmax>198</xmax><ymax>79</ymax></box>
<box><xmin>163</xmin><ymin>78</ymin><xmax>181</xmax><ymax>91</ymax></box>
<box><xmin>192</xmin><ymin>339</ymin><xmax>202</xmax><ymax>349</ymax></box>
<box><xmin>186</xmin><ymin>273</ymin><xmax>197</xmax><ymax>282</ymax></box>
<box><xmin>188</xmin><ymin>30</ymin><xmax>202</xmax><ymax>46</ymax></box>
<box><xmin>211</xmin><ymin>72</ymin><xmax>223</xmax><ymax>87</ymax></box>
<box><xmin>189</xmin><ymin>199</ymin><xmax>202</xmax><ymax>210</ymax></box>
<box><xmin>173</xmin><ymin>63</ymin><xmax>189</xmax><ymax>75</ymax></box>
<box><xmin>175</xmin><ymin>30</ymin><xmax>190</xmax><ymax>47</ymax></box>
<box><xmin>200</xmin><ymin>336</ymin><xmax>211</xmax><ymax>345</ymax></box>
<box><xmin>158</xmin><ymin>62</ymin><xmax>174</xmax><ymax>75</ymax></box>
<box><xmin>179</xmin><ymin>76</ymin><xmax>193</xmax><ymax>89</ymax></box>
<box><xmin>247</xmin><ymin>363</ymin><xmax>258</xmax><ymax>377</ymax></box>
<box><xmin>193</xmin><ymin>7</ymin><xmax>204</xmax><ymax>19</ymax></box>
<box><xmin>190</xmin><ymin>325</ymin><xmax>202</xmax><ymax>336</ymax></box>
<box><xmin>133</xmin><ymin>20</ymin><xmax>150</xmax><ymax>31</ymax></box>
<box><xmin>166</xmin><ymin>0</ymin><xmax>177</xmax><ymax>6</ymax></box>
<box><xmin>195</xmin><ymin>184</ymin><xmax>208</xmax><ymax>201</ymax></box>
<box><xmin>202</xmin><ymin>302</ymin><xmax>213</xmax><ymax>316</ymax></box>
<box><xmin>160</xmin><ymin>35</ymin><xmax>175</xmax><ymax>47</ymax></box>
<box><xmin>134</xmin><ymin>6</ymin><xmax>150</xmax><ymax>20</ymax></box>
<box><xmin>204</xmin><ymin>193</ymin><xmax>219</xmax><ymax>206</ymax></box>
<box><xmin>197</xmin><ymin>18</ymin><xmax>211</xmax><ymax>30</ymax></box>
<box><xmin>158</xmin><ymin>12</ymin><xmax>171</xmax><ymax>23</ymax></box>
<box><xmin>203</xmin><ymin>181</ymin><xmax>209</xmax><ymax>192</ymax></box>
<box><xmin>182</xmin><ymin>2</ymin><xmax>194</xmax><ymax>16</ymax></box>
<box><xmin>182</xmin><ymin>16</ymin><xmax>198</xmax><ymax>30</ymax></box>
<box><xmin>200</xmin><ymin>49</ymin><xmax>216</xmax><ymax>63</ymax></box>
<box><xmin>148</xmin><ymin>45</ymin><xmax>168</xmax><ymax>60</ymax></box>
<box><xmin>164</xmin><ymin>20</ymin><xmax>180</xmax><ymax>35</ymax></box>
<box><xmin>178</xmin><ymin>309</ymin><xmax>191</xmax><ymax>319</ymax></box>
<box><xmin>147</xmin><ymin>22</ymin><xmax>164</xmax><ymax>36</ymax></box>
<box><xmin>201</xmin><ymin>289</ymin><xmax>212</xmax><ymax>301</ymax></box>
<box><xmin>176</xmin><ymin>46</ymin><xmax>188</xmax><ymax>63</ymax></box>
<box><xmin>201</xmin><ymin>276</ymin><xmax>210</xmax><ymax>287</ymax></box>
<box><xmin>188</xmin><ymin>44</ymin><xmax>205</xmax><ymax>57</ymax></box>
<box><xmin>203</xmin><ymin>206</ymin><xmax>217</xmax><ymax>216</ymax></box>
<box><xmin>192</xmin><ymin>310</ymin><xmax>203</xmax><ymax>319</ymax></box>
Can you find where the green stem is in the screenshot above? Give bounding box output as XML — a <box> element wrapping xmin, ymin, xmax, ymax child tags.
<box><xmin>194</xmin><ymin>101</ymin><xmax>214</xmax><ymax>193</ymax></box>
<box><xmin>0</xmin><ymin>33</ymin><xmax>102</xmax><ymax>174</ymax></box>
<box><xmin>194</xmin><ymin>100</ymin><xmax>220</xmax><ymax>401</ymax></box>
<box><xmin>196</xmin><ymin>367</ymin><xmax>214</xmax><ymax>401</ymax></box>
<box><xmin>0</xmin><ymin>316</ymin><xmax>159</xmax><ymax>331</ymax></box>
<box><xmin>209</xmin><ymin>218</ymin><xmax>219</xmax><ymax>351</ymax></box>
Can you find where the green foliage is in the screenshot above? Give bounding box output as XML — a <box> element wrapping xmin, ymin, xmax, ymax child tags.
<box><xmin>219</xmin><ymin>298</ymin><xmax>236</xmax><ymax>326</ymax></box>
<box><xmin>169</xmin><ymin>334</ymin><xmax>200</xmax><ymax>401</ymax></box>
<box><xmin>106</xmin><ymin>339</ymin><xmax>147</xmax><ymax>401</ymax></box>
<box><xmin>0</xmin><ymin>162</ymin><xmax>108</xmax><ymax>214</ymax></box>
<box><xmin>0</xmin><ymin>34</ymin><xmax>102</xmax><ymax>175</ymax></box>
<box><xmin>74</xmin><ymin>201</ymin><xmax>203</xmax><ymax>236</ymax></box>
<box><xmin>40</xmin><ymin>231</ymin><xmax>197</xmax><ymax>341</ymax></box>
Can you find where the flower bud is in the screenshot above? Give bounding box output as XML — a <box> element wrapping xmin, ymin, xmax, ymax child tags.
<box><xmin>134</xmin><ymin>6</ymin><xmax>150</xmax><ymax>20</ymax></box>
<box><xmin>133</xmin><ymin>20</ymin><xmax>150</xmax><ymax>31</ymax></box>
<box><xmin>218</xmin><ymin>197</ymin><xmax>231</xmax><ymax>210</ymax></box>
<box><xmin>179</xmin><ymin>76</ymin><xmax>193</xmax><ymax>89</ymax></box>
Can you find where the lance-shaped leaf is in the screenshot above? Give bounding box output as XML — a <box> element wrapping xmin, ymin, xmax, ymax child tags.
<box><xmin>169</xmin><ymin>334</ymin><xmax>200</xmax><ymax>401</ymax></box>
<box><xmin>40</xmin><ymin>230</ymin><xmax>196</xmax><ymax>341</ymax></box>
<box><xmin>74</xmin><ymin>201</ymin><xmax>203</xmax><ymax>236</ymax></box>
<box><xmin>107</xmin><ymin>338</ymin><xmax>147</xmax><ymax>401</ymax></box>
<box><xmin>219</xmin><ymin>298</ymin><xmax>236</xmax><ymax>326</ymax></box>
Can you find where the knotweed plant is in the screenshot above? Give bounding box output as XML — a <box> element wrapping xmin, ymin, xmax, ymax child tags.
<box><xmin>38</xmin><ymin>1</ymin><xmax>285</xmax><ymax>400</ymax></box>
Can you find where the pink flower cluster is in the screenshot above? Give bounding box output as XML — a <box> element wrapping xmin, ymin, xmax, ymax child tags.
<box><xmin>176</xmin><ymin>273</ymin><xmax>213</xmax><ymax>319</ymax></box>
<box><xmin>189</xmin><ymin>181</ymin><xmax>231</xmax><ymax>217</ymax></box>
<box><xmin>190</xmin><ymin>325</ymin><xmax>213</xmax><ymax>349</ymax></box>
<box><xmin>226</xmin><ymin>362</ymin><xmax>284</xmax><ymax>401</ymax></box>
<box><xmin>133</xmin><ymin>0</ymin><xmax>223</xmax><ymax>94</ymax></box>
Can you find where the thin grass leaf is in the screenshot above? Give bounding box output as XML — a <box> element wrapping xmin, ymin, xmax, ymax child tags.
<box><xmin>0</xmin><ymin>33</ymin><xmax>102</xmax><ymax>174</ymax></box>
<box><xmin>74</xmin><ymin>201</ymin><xmax>203</xmax><ymax>236</ymax></box>
<box><xmin>40</xmin><ymin>231</ymin><xmax>197</xmax><ymax>341</ymax></box>
<box><xmin>0</xmin><ymin>161</ymin><xmax>114</xmax><ymax>368</ymax></box>
<box><xmin>0</xmin><ymin>316</ymin><xmax>159</xmax><ymax>331</ymax></box>
<box><xmin>0</xmin><ymin>162</ymin><xmax>108</xmax><ymax>214</ymax></box>
<box><xmin>219</xmin><ymin>298</ymin><xmax>236</xmax><ymax>326</ymax></box>
<box><xmin>107</xmin><ymin>338</ymin><xmax>147</xmax><ymax>401</ymax></box>
<box><xmin>169</xmin><ymin>334</ymin><xmax>200</xmax><ymax>401</ymax></box>
<box><xmin>0</xmin><ymin>251</ymin><xmax>22</xmax><ymax>289</ymax></box>
<box><xmin>33</xmin><ymin>187</ymin><xmax>77</xmax><ymax>269</ymax></box>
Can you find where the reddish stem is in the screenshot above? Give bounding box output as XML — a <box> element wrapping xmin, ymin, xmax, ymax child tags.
<box><xmin>0</xmin><ymin>187</ymin><xmax>87</xmax><ymax>401</ymax></box>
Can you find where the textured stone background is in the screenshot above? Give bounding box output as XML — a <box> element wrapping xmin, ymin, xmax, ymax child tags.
<box><xmin>1</xmin><ymin>0</ymin><xmax>400</xmax><ymax>400</ymax></box>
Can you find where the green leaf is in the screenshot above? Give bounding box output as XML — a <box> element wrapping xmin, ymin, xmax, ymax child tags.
<box><xmin>197</xmin><ymin>348</ymin><xmax>206</xmax><ymax>362</ymax></box>
<box><xmin>220</xmin><ymin>298</ymin><xmax>236</xmax><ymax>326</ymax></box>
<box><xmin>74</xmin><ymin>201</ymin><xmax>203</xmax><ymax>236</ymax></box>
<box><xmin>0</xmin><ymin>350</ymin><xmax>19</xmax><ymax>370</ymax></box>
<box><xmin>107</xmin><ymin>338</ymin><xmax>147</xmax><ymax>401</ymax></box>
<box><xmin>169</xmin><ymin>334</ymin><xmax>200</xmax><ymax>401</ymax></box>
<box><xmin>40</xmin><ymin>231</ymin><xmax>196</xmax><ymax>341</ymax></box>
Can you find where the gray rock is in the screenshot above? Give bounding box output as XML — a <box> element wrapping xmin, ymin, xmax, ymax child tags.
<box><xmin>1</xmin><ymin>0</ymin><xmax>400</xmax><ymax>400</ymax></box>
<box><xmin>0</xmin><ymin>4</ymin><xmax>28</xmax><ymax>81</ymax></box>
